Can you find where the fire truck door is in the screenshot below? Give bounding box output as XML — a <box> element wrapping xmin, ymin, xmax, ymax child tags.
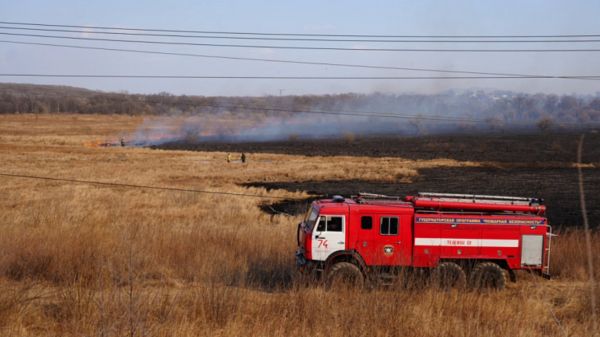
<box><xmin>312</xmin><ymin>215</ymin><xmax>346</xmax><ymax>261</ymax></box>
<box><xmin>372</xmin><ymin>215</ymin><xmax>411</xmax><ymax>266</ymax></box>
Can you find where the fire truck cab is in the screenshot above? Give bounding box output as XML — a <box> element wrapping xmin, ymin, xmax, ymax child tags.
<box><xmin>296</xmin><ymin>192</ymin><xmax>552</xmax><ymax>289</ymax></box>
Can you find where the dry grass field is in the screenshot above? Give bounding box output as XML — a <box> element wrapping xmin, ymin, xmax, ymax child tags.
<box><xmin>0</xmin><ymin>113</ymin><xmax>599</xmax><ymax>337</ymax></box>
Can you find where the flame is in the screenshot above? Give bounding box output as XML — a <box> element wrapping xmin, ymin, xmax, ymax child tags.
<box><xmin>83</xmin><ymin>140</ymin><xmax>102</xmax><ymax>148</ymax></box>
<box><xmin>84</xmin><ymin>116</ymin><xmax>267</xmax><ymax>148</ymax></box>
<box><xmin>83</xmin><ymin>139</ymin><xmax>120</xmax><ymax>148</ymax></box>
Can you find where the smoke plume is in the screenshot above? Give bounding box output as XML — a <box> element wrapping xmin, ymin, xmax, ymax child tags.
<box><xmin>125</xmin><ymin>90</ymin><xmax>600</xmax><ymax>146</ymax></box>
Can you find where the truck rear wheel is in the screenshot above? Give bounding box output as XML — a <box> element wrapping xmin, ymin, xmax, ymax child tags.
<box><xmin>431</xmin><ymin>262</ymin><xmax>466</xmax><ymax>290</ymax></box>
<box><xmin>326</xmin><ymin>262</ymin><xmax>365</xmax><ymax>289</ymax></box>
<box><xmin>469</xmin><ymin>262</ymin><xmax>507</xmax><ymax>290</ymax></box>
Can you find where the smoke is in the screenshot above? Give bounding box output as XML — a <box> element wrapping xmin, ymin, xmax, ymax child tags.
<box><xmin>127</xmin><ymin>112</ymin><xmax>468</xmax><ymax>146</ymax></box>
<box><xmin>125</xmin><ymin>90</ymin><xmax>599</xmax><ymax>146</ymax></box>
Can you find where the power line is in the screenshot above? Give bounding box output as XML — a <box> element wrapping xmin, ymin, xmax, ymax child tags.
<box><xmin>156</xmin><ymin>102</ymin><xmax>600</xmax><ymax>127</ymax></box>
<box><xmin>0</xmin><ymin>77</ymin><xmax>508</xmax><ymax>124</ymax></box>
<box><xmin>0</xmin><ymin>94</ymin><xmax>592</xmax><ymax>126</ymax></box>
<box><xmin>2</xmin><ymin>73</ymin><xmax>599</xmax><ymax>80</ymax></box>
<box><xmin>3</xmin><ymin>25</ymin><xmax>600</xmax><ymax>43</ymax></box>
<box><xmin>0</xmin><ymin>75</ymin><xmax>493</xmax><ymax>123</ymax></box>
<box><xmin>4</xmin><ymin>32</ymin><xmax>600</xmax><ymax>52</ymax></box>
<box><xmin>5</xmin><ymin>39</ymin><xmax>596</xmax><ymax>80</ymax></box>
<box><xmin>185</xmin><ymin>102</ymin><xmax>489</xmax><ymax>123</ymax></box>
<box><xmin>0</xmin><ymin>75</ymin><xmax>596</xmax><ymax>124</ymax></box>
<box><xmin>0</xmin><ymin>172</ymin><xmax>299</xmax><ymax>200</ymax></box>
<box><xmin>2</xmin><ymin>20</ymin><xmax>600</xmax><ymax>39</ymax></box>
<box><xmin>0</xmin><ymin>81</ymin><xmax>498</xmax><ymax>124</ymax></box>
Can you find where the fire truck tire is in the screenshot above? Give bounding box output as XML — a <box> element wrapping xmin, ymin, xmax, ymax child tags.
<box><xmin>431</xmin><ymin>262</ymin><xmax>467</xmax><ymax>290</ymax></box>
<box><xmin>469</xmin><ymin>262</ymin><xmax>507</xmax><ymax>290</ymax></box>
<box><xmin>326</xmin><ymin>262</ymin><xmax>365</xmax><ymax>289</ymax></box>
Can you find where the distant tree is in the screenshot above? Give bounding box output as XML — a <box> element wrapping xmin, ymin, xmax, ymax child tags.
<box><xmin>485</xmin><ymin>117</ymin><xmax>505</xmax><ymax>132</ymax></box>
<box><xmin>589</xmin><ymin>98</ymin><xmax>600</xmax><ymax>111</ymax></box>
<box><xmin>408</xmin><ymin>117</ymin><xmax>424</xmax><ymax>136</ymax></box>
<box><xmin>558</xmin><ymin>95</ymin><xmax>579</xmax><ymax>114</ymax></box>
<box><xmin>536</xmin><ymin>117</ymin><xmax>554</xmax><ymax>132</ymax></box>
<box><xmin>543</xmin><ymin>94</ymin><xmax>559</xmax><ymax>114</ymax></box>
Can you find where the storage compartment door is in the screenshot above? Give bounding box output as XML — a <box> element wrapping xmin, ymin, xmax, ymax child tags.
<box><xmin>521</xmin><ymin>235</ymin><xmax>543</xmax><ymax>266</ymax></box>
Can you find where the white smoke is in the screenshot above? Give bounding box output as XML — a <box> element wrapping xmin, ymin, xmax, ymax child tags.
<box><xmin>126</xmin><ymin>112</ymin><xmax>473</xmax><ymax>146</ymax></box>
<box><xmin>125</xmin><ymin>90</ymin><xmax>597</xmax><ymax>146</ymax></box>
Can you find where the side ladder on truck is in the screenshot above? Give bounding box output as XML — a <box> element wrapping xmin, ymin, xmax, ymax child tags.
<box><xmin>417</xmin><ymin>192</ymin><xmax>543</xmax><ymax>206</ymax></box>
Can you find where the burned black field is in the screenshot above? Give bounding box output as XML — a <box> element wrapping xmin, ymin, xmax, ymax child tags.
<box><xmin>244</xmin><ymin>167</ymin><xmax>600</xmax><ymax>227</ymax></box>
<box><xmin>157</xmin><ymin>132</ymin><xmax>600</xmax><ymax>163</ymax></box>
<box><xmin>158</xmin><ymin>132</ymin><xmax>600</xmax><ymax>227</ymax></box>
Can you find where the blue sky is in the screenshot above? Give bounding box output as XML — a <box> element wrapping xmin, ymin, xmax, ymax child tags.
<box><xmin>1</xmin><ymin>0</ymin><xmax>600</xmax><ymax>96</ymax></box>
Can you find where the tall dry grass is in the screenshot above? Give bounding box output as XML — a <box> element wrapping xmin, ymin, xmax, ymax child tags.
<box><xmin>0</xmin><ymin>114</ymin><xmax>599</xmax><ymax>336</ymax></box>
<box><xmin>551</xmin><ymin>229</ymin><xmax>600</xmax><ymax>279</ymax></box>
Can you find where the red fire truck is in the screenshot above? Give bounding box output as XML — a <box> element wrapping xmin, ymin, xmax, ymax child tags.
<box><xmin>296</xmin><ymin>192</ymin><xmax>553</xmax><ymax>289</ymax></box>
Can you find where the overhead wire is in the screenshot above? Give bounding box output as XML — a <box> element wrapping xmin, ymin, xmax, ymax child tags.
<box><xmin>0</xmin><ymin>95</ymin><xmax>593</xmax><ymax>127</ymax></box>
<box><xmin>2</xmin><ymin>25</ymin><xmax>600</xmax><ymax>43</ymax></box>
<box><xmin>4</xmin><ymin>40</ymin><xmax>598</xmax><ymax>80</ymax></box>
<box><xmin>0</xmin><ymin>22</ymin><xmax>596</xmax><ymax>126</ymax></box>
<box><xmin>4</xmin><ymin>32</ymin><xmax>600</xmax><ymax>52</ymax></box>
<box><xmin>164</xmin><ymin>103</ymin><xmax>597</xmax><ymax>127</ymax></box>
<box><xmin>189</xmin><ymin>103</ymin><xmax>600</xmax><ymax>126</ymax></box>
<box><xmin>2</xmin><ymin>20</ymin><xmax>600</xmax><ymax>39</ymax></box>
<box><xmin>174</xmin><ymin>102</ymin><xmax>489</xmax><ymax>123</ymax></box>
<box><xmin>1</xmin><ymin>73</ymin><xmax>599</xmax><ymax>80</ymax></box>
<box><xmin>0</xmin><ymin>172</ymin><xmax>302</xmax><ymax>200</ymax></box>
<box><xmin>1</xmin><ymin>21</ymin><xmax>597</xmax><ymax>217</ymax></box>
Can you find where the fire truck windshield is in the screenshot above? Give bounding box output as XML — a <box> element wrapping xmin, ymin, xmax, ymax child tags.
<box><xmin>304</xmin><ymin>206</ymin><xmax>319</xmax><ymax>231</ymax></box>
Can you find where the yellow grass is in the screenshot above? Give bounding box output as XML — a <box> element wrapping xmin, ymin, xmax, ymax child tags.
<box><xmin>0</xmin><ymin>114</ymin><xmax>598</xmax><ymax>337</ymax></box>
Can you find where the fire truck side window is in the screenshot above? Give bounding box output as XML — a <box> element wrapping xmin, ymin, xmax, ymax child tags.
<box><xmin>316</xmin><ymin>217</ymin><xmax>326</xmax><ymax>232</ymax></box>
<box><xmin>390</xmin><ymin>217</ymin><xmax>398</xmax><ymax>234</ymax></box>
<box><xmin>316</xmin><ymin>216</ymin><xmax>343</xmax><ymax>232</ymax></box>
<box><xmin>380</xmin><ymin>217</ymin><xmax>399</xmax><ymax>235</ymax></box>
<box><xmin>361</xmin><ymin>216</ymin><xmax>373</xmax><ymax>230</ymax></box>
<box><xmin>327</xmin><ymin>217</ymin><xmax>343</xmax><ymax>232</ymax></box>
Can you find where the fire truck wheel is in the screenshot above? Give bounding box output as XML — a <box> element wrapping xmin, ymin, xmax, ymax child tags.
<box><xmin>431</xmin><ymin>262</ymin><xmax>467</xmax><ymax>290</ymax></box>
<box><xmin>326</xmin><ymin>262</ymin><xmax>365</xmax><ymax>289</ymax></box>
<box><xmin>469</xmin><ymin>262</ymin><xmax>507</xmax><ymax>290</ymax></box>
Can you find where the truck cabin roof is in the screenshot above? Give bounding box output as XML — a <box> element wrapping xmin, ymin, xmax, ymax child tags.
<box><xmin>314</xmin><ymin>196</ymin><xmax>413</xmax><ymax>213</ymax></box>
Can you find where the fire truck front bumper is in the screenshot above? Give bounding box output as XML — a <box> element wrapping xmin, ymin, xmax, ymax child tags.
<box><xmin>295</xmin><ymin>248</ymin><xmax>322</xmax><ymax>277</ymax></box>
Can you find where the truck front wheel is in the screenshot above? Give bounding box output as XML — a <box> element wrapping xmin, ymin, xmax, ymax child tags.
<box><xmin>469</xmin><ymin>262</ymin><xmax>507</xmax><ymax>290</ymax></box>
<box><xmin>326</xmin><ymin>262</ymin><xmax>365</xmax><ymax>289</ymax></box>
<box><xmin>431</xmin><ymin>262</ymin><xmax>466</xmax><ymax>290</ymax></box>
